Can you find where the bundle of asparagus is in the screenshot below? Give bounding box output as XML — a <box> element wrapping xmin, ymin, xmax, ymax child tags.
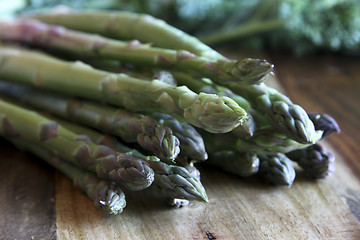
<box><xmin>0</xmin><ymin>10</ymin><xmax>340</xmax><ymax>215</ymax></box>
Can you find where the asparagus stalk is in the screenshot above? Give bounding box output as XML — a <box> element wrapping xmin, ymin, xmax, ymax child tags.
<box><xmin>91</xmin><ymin>61</ymin><xmax>266</xmax><ymax>140</ymax></box>
<box><xmin>0</xmin><ymin>99</ymin><xmax>154</xmax><ymax>191</ymax></box>
<box><xmin>79</xmin><ymin>63</ymin><xmax>208</xmax><ymax>161</ymax></box>
<box><xmin>152</xmin><ymin>113</ymin><xmax>208</xmax><ymax>161</ymax></box>
<box><xmin>0</xmin><ymin>80</ymin><xmax>207</xmax><ymax>162</ymax></box>
<box><xmin>0</xmin><ymin>80</ymin><xmax>180</xmax><ymax>161</ymax></box>
<box><xmin>286</xmin><ymin>143</ymin><xmax>335</xmax><ymax>179</ymax></box>
<box><xmin>172</xmin><ymin>69</ymin><xmax>322</xmax><ymax>143</ymax></box>
<box><xmin>28</xmin><ymin>10</ymin><xmax>226</xmax><ymax>60</ymax></box>
<box><xmin>0</xmin><ymin>19</ymin><xmax>273</xmax><ymax>86</ymax></box>
<box><xmin>207</xmin><ymin>151</ymin><xmax>260</xmax><ymax>177</ymax></box>
<box><xmin>50</xmin><ymin>117</ymin><xmax>208</xmax><ymax>202</ymax></box>
<box><xmin>201</xmin><ymin>129</ymin><xmax>309</xmax><ymax>155</ymax></box>
<box><xmin>0</xmin><ymin>45</ymin><xmax>247</xmax><ymax>133</ymax></box>
<box><xmin>231</xmin><ymin>83</ymin><xmax>323</xmax><ymax>144</ymax></box>
<box><xmin>9</xmin><ymin>138</ymin><xmax>126</xmax><ymax>215</ymax></box>
<box><xmin>171</xmin><ymin>70</ymin><xmax>261</xmax><ymax>137</ymax></box>
<box><xmin>258</xmin><ymin>153</ymin><xmax>296</xmax><ymax>186</ymax></box>
<box><xmin>87</xmin><ymin>60</ymin><xmax>253</xmax><ymax>145</ymax></box>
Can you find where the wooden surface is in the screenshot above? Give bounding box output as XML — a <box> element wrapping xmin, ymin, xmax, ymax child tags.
<box><xmin>1</xmin><ymin>52</ymin><xmax>360</xmax><ymax>240</ymax></box>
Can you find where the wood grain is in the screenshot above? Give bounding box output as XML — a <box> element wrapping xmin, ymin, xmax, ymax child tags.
<box><xmin>1</xmin><ymin>52</ymin><xmax>360</xmax><ymax>239</ymax></box>
<box><xmin>0</xmin><ymin>139</ymin><xmax>56</xmax><ymax>240</ymax></box>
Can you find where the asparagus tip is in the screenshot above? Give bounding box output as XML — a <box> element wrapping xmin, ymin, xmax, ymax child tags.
<box><xmin>232</xmin><ymin>58</ymin><xmax>274</xmax><ymax>84</ymax></box>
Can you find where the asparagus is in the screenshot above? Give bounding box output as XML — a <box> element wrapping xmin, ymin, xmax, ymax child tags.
<box><xmin>308</xmin><ymin>112</ymin><xmax>340</xmax><ymax>138</ymax></box>
<box><xmin>9</xmin><ymin>138</ymin><xmax>126</xmax><ymax>215</ymax></box>
<box><xmin>172</xmin><ymin>70</ymin><xmax>261</xmax><ymax>137</ymax></box>
<box><xmin>201</xmin><ymin>129</ymin><xmax>309</xmax><ymax>155</ymax></box>
<box><xmin>0</xmin><ymin>80</ymin><xmax>208</xmax><ymax>162</ymax></box>
<box><xmin>0</xmin><ymin>19</ymin><xmax>273</xmax><ymax>86</ymax></box>
<box><xmin>231</xmin><ymin>83</ymin><xmax>323</xmax><ymax>144</ymax></box>
<box><xmin>0</xmin><ymin>45</ymin><xmax>247</xmax><ymax>133</ymax></box>
<box><xmin>28</xmin><ymin>10</ymin><xmax>226</xmax><ymax>60</ymax></box>
<box><xmin>152</xmin><ymin>113</ymin><xmax>208</xmax><ymax>161</ymax></box>
<box><xmin>286</xmin><ymin>143</ymin><xmax>335</xmax><ymax>179</ymax></box>
<box><xmin>258</xmin><ymin>153</ymin><xmax>296</xmax><ymax>186</ymax></box>
<box><xmin>92</xmin><ymin>62</ymin><xmax>265</xmax><ymax>140</ymax></box>
<box><xmin>51</xmin><ymin>117</ymin><xmax>208</xmax><ymax>202</ymax></box>
<box><xmin>0</xmin><ymin>80</ymin><xmax>180</xmax><ymax>161</ymax></box>
<box><xmin>172</xmin><ymin>69</ymin><xmax>322</xmax><ymax>144</ymax></box>
<box><xmin>207</xmin><ymin>151</ymin><xmax>260</xmax><ymax>177</ymax></box>
<box><xmin>88</xmin><ymin>60</ymin><xmax>255</xmax><ymax>141</ymax></box>
<box><xmin>0</xmin><ymin>99</ymin><xmax>154</xmax><ymax>191</ymax></box>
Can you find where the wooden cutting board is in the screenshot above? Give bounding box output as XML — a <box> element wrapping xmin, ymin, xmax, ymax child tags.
<box><xmin>1</xmin><ymin>52</ymin><xmax>360</xmax><ymax>240</ymax></box>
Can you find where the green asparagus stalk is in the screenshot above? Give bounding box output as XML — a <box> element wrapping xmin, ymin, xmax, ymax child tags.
<box><xmin>258</xmin><ymin>153</ymin><xmax>296</xmax><ymax>186</ymax></box>
<box><xmin>171</xmin><ymin>70</ymin><xmax>262</xmax><ymax>137</ymax></box>
<box><xmin>28</xmin><ymin>10</ymin><xmax>226</xmax><ymax>60</ymax></box>
<box><xmin>207</xmin><ymin>151</ymin><xmax>260</xmax><ymax>177</ymax></box>
<box><xmin>0</xmin><ymin>80</ymin><xmax>180</xmax><ymax>161</ymax></box>
<box><xmin>0</xmin><ymin>80</ymin><xmax>208</xmax><ymax>162</ymax></box>
<box><xmin>286</xmin><ymin>143</ymin><xmax>335</xmax><ymax>179</ymax></box>
<box><xmin>0</xmin><ymin>99</ymin><xmax>154</xmax><ymax>191</ymax></box>
<box><xmin>0</xmin><ymin>45</ymin><xmax>247</xmax><ymax>133</ymax></box>
<box><xmin>88</xmin><ymin>60</ymin><xmax>256</xmax><ymax>142</ymax></box>
<box><xmin>0</xmin><ymin>19</ymin><xmax>273</xmax><ymax>86</ymax></box>
<box><xmin>9</xmin><ymin>138</ymin><xmax>126</xmax><ymax>215</ymax></box>
<box><xmin>231</xmin><ymin>83</ymin><xmax>323</xmax><ymax>144</ymax></box>
<box><xmin>90</xmin><ymin>61</ymin><xmax>266</xmax><ymax>140</ymax></box>
<box><xmin>201</xmin><ymin>129</ymin><xmax>309</xmax><ymax>155</ymax></box>
<box><xmin>152</xmin><ymin>113</ymin><xmax>208</xmax><ymax>161</ymax></box>
<box><xmin>171</xmin><ymin>69</ymin><xmax>322</xmax><ymax>143</ymax></box>
<box><xmin>50</xmin><ymin>117</ymin><xmax>208</xmax><ymax>202</ymax></box>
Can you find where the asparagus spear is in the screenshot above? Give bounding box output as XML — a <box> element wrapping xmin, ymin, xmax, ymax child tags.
<box><xmin>171</xmin><ymin>69</ymin><xmax>322</xmax><ymax>143</ymax></box>
<box><xmin>90</xmin><ymin>61</ymin><xmax>266</xmax><ymax>139</ymax></box>
<box><xmin>152</xmin><ymin>113</ymin><xmax>208</xmax><ymax>161</ymax></box>
<box><xmin>200</xmin><ymin>129</ymin><xmax>309</xmax><ymax>155</ymax></box>
<box><xmin>0</xmin><ymin>80</ymin><xmax>208</xmax><ymax>162</ymax></box>
<box><xmin>207</xmin><ymin>151</ymin><xmax>260</xmax><ymax>177</ymax></box>
<box><xmin>0</xmin><ymin>99</ymin><xmax>154</xmax><ymax>191</ymax></box>
<box><xmin>0</xmin><ymin>80</ymin><xmax>180</xmax><ymax>161</ymax></box>
<box><xmin>9</xmin><ymin>138</ymin><xmax>126</xmax><ymax>215</ymax></box>
<box><xmin>308</xmin><ymin>112</ymin><xmax>340</xmax><ymax>138</ymax></box>
<box><xmin>0</xmin><ymin>19</ymin><xmax>273</xmax><ymax>86</ymax></box>
<box><xmin>78</xmin><ymin>63</ymin><xmax>208</xmax><ymax>161</ymax></box>
<box><xmin>231</xmin><ymin>83</ymin><xmax>323</xmax><ymax>144</ymax></box>
<box><xmin>286</xmin><ymin>143</ymin><xmax>335</xmax><ymax>179</ymax></box>
<box><xmin>50</xmin><ymin>117</ymin><xmax>208</xmax><ymax>202</ymax></box>
<box><xmin>0</xmin><ymin>45</ymin><xmax>246</xmax><ymax>133</ymax></box>
<box><xmin>172</xmin><ymin>70</ymin><xmax>261</xmax><ymax>137</ymax></box>
<box><xmin>28</xmin><ymin>10</ymin><xmax>226</xmax><ymax>60</ymax></box>
<box><xmin>173</xmin><ymin>65</ymin><xmax>339</xmax><ymax>143</ymax></box>
<box><xmin>258</xmin><ymin>153</ymin><xmax>296</xmax><ymax>186</ymax></box>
